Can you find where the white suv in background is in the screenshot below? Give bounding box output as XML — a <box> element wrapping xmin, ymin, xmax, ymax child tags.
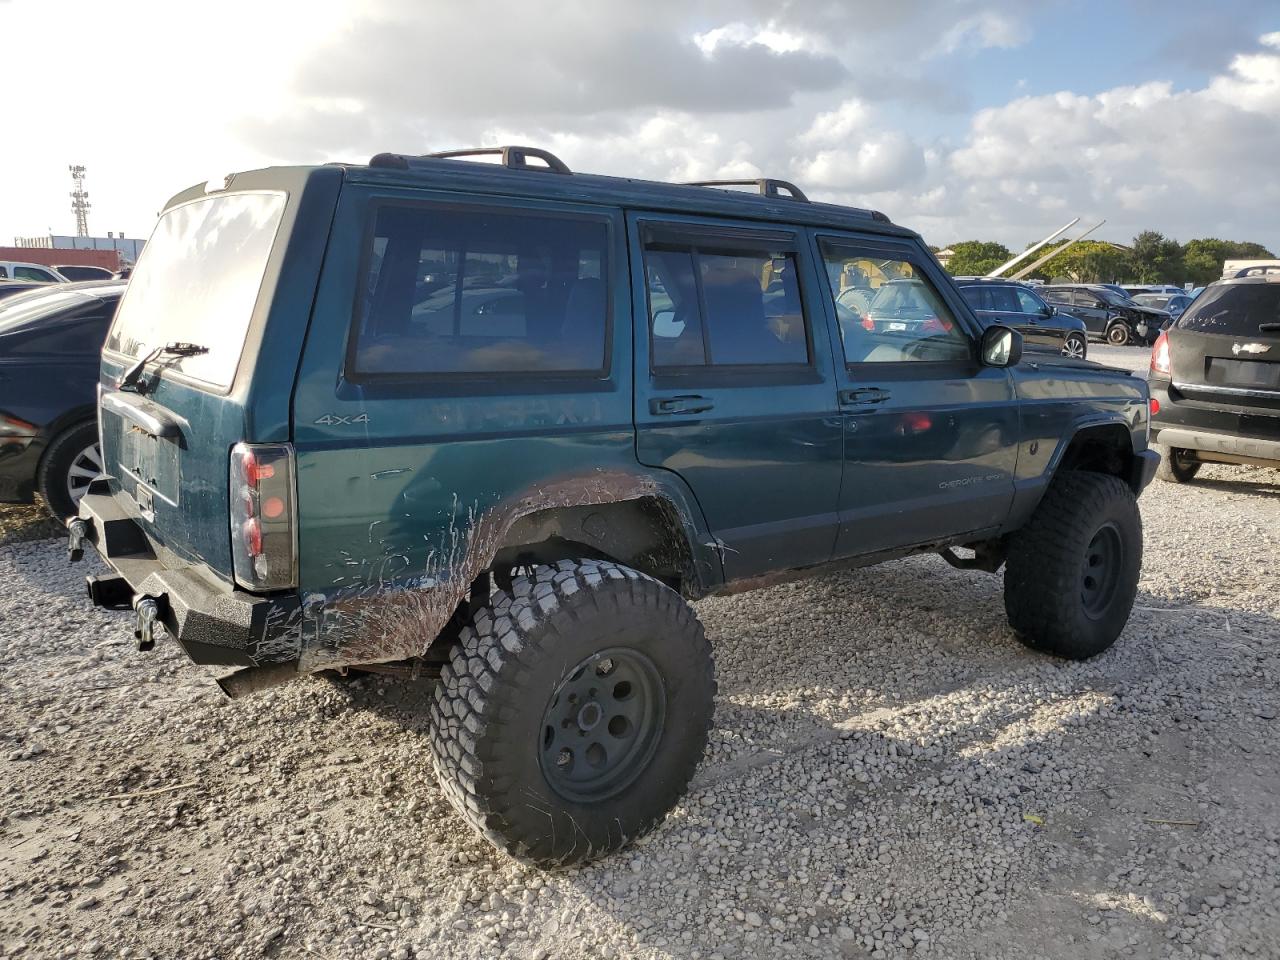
<box><xmin>0</xmin><ymin>261</ymin><xmax>69</xmax><ymax>283</ymax></box>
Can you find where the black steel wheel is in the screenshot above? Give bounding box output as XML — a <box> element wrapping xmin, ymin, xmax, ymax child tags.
<box><xmin>1080</xmin><ymin>522</ymin><xmax>1122</xmax><ymax>618</ymax></box>
<box><xmin>539</xmin><ymin>647</ymin><xmax>666</xmax><ymax>803</ymax></box>
<box><xmin>429</xmin><ymin>560</ymin><xmax>715</xmax><ymax>868</ymax></box>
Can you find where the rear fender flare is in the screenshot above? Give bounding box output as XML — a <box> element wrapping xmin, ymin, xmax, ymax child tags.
<box><xmin>293</xmin><ymin>468</ymin><xmax>719</xmax><ymax>673</ymax></box>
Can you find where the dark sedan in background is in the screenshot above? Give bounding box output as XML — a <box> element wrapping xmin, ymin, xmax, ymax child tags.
<box><xmin>954</xmin><ymin>278</ymin><xmax>1090</xmax><ymax>357</ymax></box>
<box><xmin>1039</xmin><ymin>284</ymin><xmax>1169</xmax><ymax>346</ymax></box>
<box><xmin>0</xmin><ymin>281</ymin><xmax>124</xmax><ymax>517</ymax></box>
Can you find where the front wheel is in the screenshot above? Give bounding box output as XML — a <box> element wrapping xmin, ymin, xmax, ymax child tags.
<box><xmin>1154</xmin><ymin>443</ymin><xmax>1201</xmax><ymax>483</ymax></box>
<box><xmin>1004</xmin><ymin>472</ymin><xmax>1142</xmax><ymax>660</ymax></box>
<box><xmin>1106</xmin><ymin>321</ymin><xmax>1132</xmax><ymax>346</ymax></box>
<box><xmin>428</xmin><ymin>560</ymin><xmax>715</xmax><ymax>868</ymax></box>
<box><xmin>1061</xmin><ymin>332</ymin><xmax>1087</xmax><ymax>359</ymax></box>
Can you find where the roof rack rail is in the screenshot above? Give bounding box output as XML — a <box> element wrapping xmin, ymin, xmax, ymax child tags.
<box><xmin>1233</xmin><ymin>265</ymin><xmax>1280</xmax><ymax>279</ymax></box>
<box><xmin>368</xmin><ymin>146</ymin><xmax>572</xmax><ymax>174</ymax></box>
<box><xmin>685</xmin><ymin>178</ymin><xmax>809</xmax><ymax>202</ymax></box>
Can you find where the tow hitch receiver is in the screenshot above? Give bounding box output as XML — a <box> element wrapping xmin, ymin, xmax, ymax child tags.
<box><xmin>133</xmin><ymin>595</ymin><xmax>167</xmax><ymax>652</ymax></box>
<box><xmin>86</xmin><ymin>574</ymin><xmax>133</xmax><ymax>611</ymax></box>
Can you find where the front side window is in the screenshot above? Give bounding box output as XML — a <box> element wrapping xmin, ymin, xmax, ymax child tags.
<box><xmin>643</xmin><ymin>239</ymin><xmax>808</xmax><ymax>369</ymax></box>
<box><xmin>14</xmin><ymin>266</ymin><xmax>55</xmax><ymax>282</ymax></box>
<box><xmin>1014</xmin><ymin>288</ymin><xmax>1047</xmax><ymax>314</ymax></box>
<box><xmin>819</xmin><ymin>243</ymin><xmax>969</xmax><ymax>364</ymax></box>
<box><xmin>351</xmin><ymin>205</ymin><xmax>608</xmax><ymax>376</ymax></box>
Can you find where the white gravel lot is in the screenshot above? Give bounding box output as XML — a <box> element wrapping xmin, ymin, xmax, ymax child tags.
<box><xmin>2</xmin><ymin>400</ymin><xmax>1278</xmax><ymax>959</ymax></box>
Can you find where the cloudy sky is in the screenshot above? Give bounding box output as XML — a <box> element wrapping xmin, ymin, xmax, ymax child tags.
<box><xmin>2</xmin><ymin>0</ymin><xmax>1278</xmax><ymax>251</ymax></box>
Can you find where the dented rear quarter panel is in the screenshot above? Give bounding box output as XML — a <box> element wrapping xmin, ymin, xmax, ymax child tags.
<box><xmin>290</xmin><ymin>181</ymin><xmax>718</xmax><ymax>671</ymax></box>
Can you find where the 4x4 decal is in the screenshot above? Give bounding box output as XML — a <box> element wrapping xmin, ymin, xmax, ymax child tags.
<box><xmin>314</xmin><ymin>413</ymin><xmax>370</xmax><ymax>426</ymax></box>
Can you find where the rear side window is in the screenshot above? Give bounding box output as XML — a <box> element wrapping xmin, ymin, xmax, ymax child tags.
<box><xmin>643</xmin><ymin>240</ymin><xmax>808</xmax><ymax>369</ymax></box>
<box><xmin>14</xmin><ymin>266</ymin><xmax>55</xmax><ymax>282</ymax></box>
<box><xmin>986</xmin><ymin>286</ymin><xmax>1020</xmax><ymax>312</ymax></box>
<box><xmin>1178</xmin><ymin>283</ymin><xmax>1280</xmax><ymax>336</ymax></box>
<box><xmin>959</xmin><ymin>286</ymin><xmax>988</xmax><ymax>310</ymax></box>
<box><xmin>8</xmin><ymin>303</ymin><xmax>114</xmax><ymax>356</ymax></box>
<box><xmin>351</xmin><ymin>205</ymin><xmax>609</xmax><ymax>377</ymax></box>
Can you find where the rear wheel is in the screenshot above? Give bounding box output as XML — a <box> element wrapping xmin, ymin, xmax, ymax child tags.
<box><xmin>1106</xmin><ymin>321</ymin><xmax>1132</xmax><ymax>346</ymax></box>
<box><xmin>1004</xmin><ymin>472</ymin><xmax>1142</xmax><ymax>660</ymax></box>
<box><xmin>1154</xmin><ymin>443</ymin><xmax>1201</xmax><ymax>483</ymax></box>
<box><xmin>36</xmin><ymin>422</ymin><xmax>101</xmax><ymax>519</ymax></box>
<box><xmin>1061</xmin><ymin>332</ymin><xmax>1087</xmax><ymax>359</ymax></box>
<box><xmin>428</xmin><ymin>560</ymin><xmax>715</xmax><ymax>868</ymax></box>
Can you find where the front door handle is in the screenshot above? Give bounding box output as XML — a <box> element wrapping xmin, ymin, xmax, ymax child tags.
<box><xmin>839</xmin><ymin>387</ymin><xmax>890</xmax><ymax>406</ymax></box>
<box><xmin>650</xmin><ymin>395</ymin><xmax>715</xmax><ymax>416</ymax></box>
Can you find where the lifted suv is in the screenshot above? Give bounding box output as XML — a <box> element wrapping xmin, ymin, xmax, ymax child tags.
<box><xmin>69</xmin><ymin>146</ymin><xmax>1159</xmax><ymax>867</ymax></box>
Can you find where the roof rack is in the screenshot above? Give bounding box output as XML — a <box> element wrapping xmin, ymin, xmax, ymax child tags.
<box><xmin>369</xmin><ymin>145</ymin><xmax>571</xmax><ymax>174</ymax></box>
<box><xmin>686</xmin><ymin>178</ymin><xmax>810</xmax><ymax>202</ymax></box>
<box><xmin>1233</xmin><ymin>265</ymin><xmax>1280</xmax><ymax>279</ymax></box>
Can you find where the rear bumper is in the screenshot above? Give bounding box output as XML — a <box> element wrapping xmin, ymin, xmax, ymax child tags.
<box><xmin>70</xmin><ymin>481</ymin><xmax>302</xmax><ymax>667</ymax></box>
<box><xmin>1152</xmin><ymin>425</ymin><xmax>1280</xmax><ymax>466</ymax></box>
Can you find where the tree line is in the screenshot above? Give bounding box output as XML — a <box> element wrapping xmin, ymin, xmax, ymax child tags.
<box><xmin>938</xmin><ymin>234</ymin><xmax>1275</xmax><ymax>285</ymax></box>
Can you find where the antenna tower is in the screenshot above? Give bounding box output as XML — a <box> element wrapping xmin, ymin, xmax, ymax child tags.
<box><xmin>69</xmin><ymin>165</ymin><xmax>91</xmax><ymax>237</ymax></box>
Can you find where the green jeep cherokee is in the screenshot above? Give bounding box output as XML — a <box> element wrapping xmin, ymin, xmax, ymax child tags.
<box><xmin>69</xmin><ymin>146</ymin><xmax>1159</xmax><ymax>867</ymax></box>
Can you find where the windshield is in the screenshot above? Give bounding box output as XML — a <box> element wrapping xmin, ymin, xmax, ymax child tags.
<box><xmin>1098</xmin><ymin>289</ymin><xmax>1137</xmax><ymax>307</ymax></box>
<box><xmin>104</xmin><ymin>191</ymin><xmax>286</xmax><ymax>389</ymax></box>
<box><xmin>1178</xmin><ymin>283</ymin><xmax>1280</xmax><ymax>336</ymax></box>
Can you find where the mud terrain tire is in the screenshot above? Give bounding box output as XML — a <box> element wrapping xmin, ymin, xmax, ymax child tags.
<box><xmin>428</xmin><ymin>560</ymin><xmax>715</xmax><ymax>868</ymax></box>
<box><xmin>1004</xmin><ymin>472</ymin><xmax>1142</xmax><ymax>660</ymax></box>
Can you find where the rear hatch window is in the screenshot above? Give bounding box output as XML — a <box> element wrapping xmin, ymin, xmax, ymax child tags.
<box><xmin>105</xmin><ymin>192</ymin><xmax>287</xmax><ymax>389</ymax></box>
<box><xmin>1171</xmin><ymin>282</ymin><xmax>1280</xmax><ymax>405</ymax></box>
<box><xmin>1177</xmin><ymin>283</ymin><xmax>1280</xmax><ymax>337</ymax></box>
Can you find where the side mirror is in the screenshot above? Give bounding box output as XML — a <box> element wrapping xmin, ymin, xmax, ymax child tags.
<box><xmin>980</xmin><ymin>325</ymin><xmax>1023</xmax><ymax>368</ymax></box>
<box><xmin>1044</xmin><ymin>304</ymin><xmax>1056</xmax><ymax>316</ymax></box>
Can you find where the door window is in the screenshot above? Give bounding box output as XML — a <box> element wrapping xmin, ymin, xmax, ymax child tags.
<box><xmin>959</xmin><ymin>286</ymin><xmax>989</xmax><ymax>311</ymax></box>
<box><xmin>1014</xmin><ymin>288</ymin><xmax>1047</xmax><ymax>314</ymax></box>
<box><xmin>14</xmin><ymin>266</ymin><xmax>55</xmax><ymax>281</ymax></box>
<box><xmin>350</xmin><ymin>204</ymin><xmax>609</xmax><ymax>377</ymax></box>
<box><xmin>986</xmin><ymin>286</ymin><xmax>1020</xmax><ymax>312</ymax></box>
<box><xmin>643</xmin><ymin>240</ymin><xmax>809</xmax><ymax>369</ymax></box>
<box><xmin>818</xmin><ymin>243</ymin><xmax>969</xmax><ymax>364</ymax></box>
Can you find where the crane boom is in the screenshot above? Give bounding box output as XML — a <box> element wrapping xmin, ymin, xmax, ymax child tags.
<box><xmin>984</xmin><ymin>218</ymin><xmax>1080</xmax><ymax>278</ymax></box>
<box><xmin>1010</xmin><ymin>221</ymin><xmax>1107</xmax><ymax>281</ymax></box>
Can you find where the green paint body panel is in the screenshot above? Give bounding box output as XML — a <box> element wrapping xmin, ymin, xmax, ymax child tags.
<box><xmin>84</xmin><ymin>158</ymin><xmax>1156</xmax><ymax>672</ymax></box>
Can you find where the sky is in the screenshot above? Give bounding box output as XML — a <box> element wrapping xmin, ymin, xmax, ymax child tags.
<box><xmin>2</xmin><ymin>0</ymin><xmax>1278</xmax><ymax>252</ymax></box>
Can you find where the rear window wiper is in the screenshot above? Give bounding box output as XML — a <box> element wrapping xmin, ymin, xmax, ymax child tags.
<box><xmin>118</xmin><ymin>341</ymin><xmax>209</xmax><ymax>393</ymax></box>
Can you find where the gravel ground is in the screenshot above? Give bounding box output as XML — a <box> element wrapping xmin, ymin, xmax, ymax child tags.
<box><xmin>2</xmin><ymin>453</ymin><xmax>1279</xmax><ymax>960</ymax></box>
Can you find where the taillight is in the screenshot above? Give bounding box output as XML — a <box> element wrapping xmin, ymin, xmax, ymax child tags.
<box><xmin>230</xmin><ymin>442</ymin><xmax>297</xmax><ymax>591</ymax></box>
<box><xmin>1150</xmin><ymin>331</ymin><xmax>1171</xmax><ymax>377</ymax></box>
<box><xmin>861</xmin><ymin>314</ymin><xmax>875</xmax><ymax>331</ymax></box>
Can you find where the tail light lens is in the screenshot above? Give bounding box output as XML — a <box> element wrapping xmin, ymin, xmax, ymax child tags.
<box><xmin>230</xmin><ymin>442</ymin><xmax>297</xmax><ymax>591</ymax></box>
<box><xmin>1150</xmin><ymin>331</ymin><xmax>1171</xmax><ymax>377</ymax></box>
<box><xmin>861</xmin><ymin>313</ymin><xmax>876</xmax><ymax>331</ymax></box>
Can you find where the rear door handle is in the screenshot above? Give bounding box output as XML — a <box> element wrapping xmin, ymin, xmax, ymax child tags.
<box><xmin>839</xmin><ymin>387</ymin><xmax>891</xmax><ymax>406</ymax></box>
<box><xmin>650</xmin><ymin>395</ymin><xmax>715</xmax><ymax>416</ymax></box>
